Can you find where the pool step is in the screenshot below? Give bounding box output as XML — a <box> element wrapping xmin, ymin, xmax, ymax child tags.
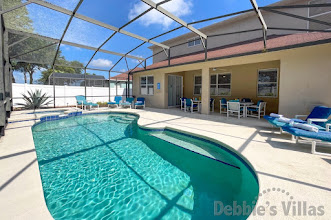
<box><xmin>150</xmin><ymin>133</ymin><xmax>240</xmax><ymax>169</ymax></box>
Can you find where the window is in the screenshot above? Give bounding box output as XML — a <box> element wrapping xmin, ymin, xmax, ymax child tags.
<box><xmin>258</xmin><ymin>69</ymin><xmax>278</xmax><ymax>97</ymax></box>
<box><xmin>188</xmin><ymin>38</ymin><xmax>201</xmax><ymax>47</ymax></box>
<box><xmin>140</xmin><ymin>76</ymin><xmax>154</xmax><ymax>95</ymax></box>
<box><xmin>194</xmin><ymin>75</ymin><xmax>201</xmax><ymax>95</ymax></box>
<box><xmin>210</xmin><ymin>73</ymin><xmax>231</xmax><ymax>96</ymax></box>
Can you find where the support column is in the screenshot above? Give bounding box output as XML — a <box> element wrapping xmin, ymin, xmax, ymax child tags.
<box><xmin>4</xmin><ymin>29</ymin><xmax>11</xmax><ymax>118</ymax></box>
<box><xmin>52</xmin><ymin>68</ymin><xmax>55</xmax><ymax>108</ymax></box>
<box><xmin>201</xmin><ymin>67</ymin><xmax>210</xmax><ymax>115</ymax></box>
<box><xmin>0</xmin><ymin>10</ymin><xmax>6</xmax><ymax>136</ymax></box>
<box><xmin>108</xmin><ymin>71</ymin><xmax>110</xmax><ymax>102</ymax></box>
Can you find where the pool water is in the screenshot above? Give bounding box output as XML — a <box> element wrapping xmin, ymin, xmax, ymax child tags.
<box><xmin>27</xmin><ymin>110</ymin><xmax>66</xmax><ymax>115</ymax></box>
<box><xmin>32</xmin><ymin>113</ymin><xmax>259</xmax><ymax>219</ymax></box>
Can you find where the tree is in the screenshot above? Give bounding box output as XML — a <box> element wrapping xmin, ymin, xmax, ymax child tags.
<box><xmin>12</xmin><ymin>62</ymin><xmax>46</xmax><ymax>84</ymax></box>
<box><xmin>38</xmin><ymin>53</ymin><xmax>84</xmax><ymax>85</ymax></box>
<box><xmin>3</xmin><ymin>0</ymin><xmax>33</xmax><ymax>32</ymax></box>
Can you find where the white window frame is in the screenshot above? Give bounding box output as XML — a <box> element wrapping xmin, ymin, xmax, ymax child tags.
<box><xmin>210</xmin><ymin>72</ymin><xmax>232</xmax><ymax>96</ymax></box>
<box><xmin>193</xmin><ymin>75</ymin><xmax>202</xmax><ymax>95</ymax></box>
<box><xmin>187</xmin><ymin>37</ymin><xmax>201</xmax><ymax>48</ymax></box>
<box><xmin>257</xmin><ymin>68</ymin><xmax>279</xmax><ymax>98</ymax></box>
<box><xmin>140</xmin><ymin>75</ymin><xmax>154</xmax><ymax>95</ymax></box>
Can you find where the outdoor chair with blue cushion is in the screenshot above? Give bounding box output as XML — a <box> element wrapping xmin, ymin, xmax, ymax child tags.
<box><xmin>247</xmin><ymin>100</ymin><xmax>266</xmax><ymax>119</ymax></box>
<box><xmin>120</xmin><ymin>97</ymin><xmax>134</xmax><ymax>109</ymax></box>
<box><xmin>242</xmin><ymin>98</ymin><xmax>252</xmax><ymax>102</ymax></box>
<box><xmin>227</xmin><ymin>100</ymin><xmax>243</xmax><ymax>119</ymax></box>
<box><xmin>108</xmin><ymin>96</ymin><xmax>122</xmax><ymax>108</ymax></box>
<box><xmin>75</xmin><ymin>95</ymin><xmax>99</xmax><ymax>110</ymax></box>
<box><xmin>135</xmin><ymin>97</ymin><xmax>145</xmax><ymax>109</ymax></box>
<box><xmin>210</xmin><ymin>98</ymin><xmax>215</xmax><ymax>112</ymax></box>
<box><xmin>220</xmin><ymin>98</ymin><xmax>227</xmax><ymax>114</ymax></box>
<box><xmin>282</xmin><ymin>123</ymin><xmax>331</xmax><ymax>156</ymax></box>
<box><xmin>180</xmin><ymin>97</ymin><xmax>187</xmax><ymax>111</ymax></box>
<box><xmin>185</xmin><ymin>99</ymin><xmax>199</xmax><ymax>113</ymax></box>
<box><xmin>264</xmin><ymin>106</ymin><xmax>331</xmax><ymax>130</ymax></box>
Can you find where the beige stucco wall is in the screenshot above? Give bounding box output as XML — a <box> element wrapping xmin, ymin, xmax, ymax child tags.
<box><xmin>133</xmin><ymin>43</ymin><xmax>331</xmax><ymax>117</ymax></box>
<box><xmin>278</xmin><ymin>45</ymin><xmax>331</xmax><ymax>117</ymax></box>
<box><xmin>182</xmin><ymin>61</ymin><xmax>280</xmax><ymax>114</ymax></box>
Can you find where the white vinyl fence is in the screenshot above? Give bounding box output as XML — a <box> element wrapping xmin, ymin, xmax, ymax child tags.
<box><xmin>12</xmin><ymin>83</ymin><xmax>131</xmax><ymax>107</ymax></box>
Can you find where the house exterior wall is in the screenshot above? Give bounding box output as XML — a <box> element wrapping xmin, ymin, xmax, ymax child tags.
<box><xmin>182</xmin><ymin>61</ymin><xmax>280</xmax><ymax>114</ymax></box>
<box><xmin>150</xmin><ymin>0</ymin><xmax>327</xmax><ymax>63</ymax></box>
<box><xmin>133</xmin><ymin>43</ymin><xmax>331</xmax><ymax>117</ymax></box>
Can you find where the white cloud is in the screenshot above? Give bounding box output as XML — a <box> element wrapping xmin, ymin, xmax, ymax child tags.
<box><xmin>128</xmin><ymin>0</ymin><xmax>193</xmax><ymax>28</ymax></box>
<box><xmin>90</xmin><ymin>59</ymin><xmax>113</xmax><ymax>68</ymax></box>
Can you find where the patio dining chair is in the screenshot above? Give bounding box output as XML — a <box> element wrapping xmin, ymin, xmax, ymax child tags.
<box><xmin>185</xmin><ymin>99</ymin><xmax>199</xmax><ymax>113</ymax></box>
<box><xmin>220</xmin><ymin>98</ymin><xmax>227</xmax><ymax>114</ymax></box>
<box><xmin>246</xmin><ymin>100</ymin><xmax>266</xmax><ymax>119</ymax></box>
<box><xmin>227</xmin><ymin>100</ymin><xmax>244</xmax><ymax>119</ymax></box>
<box><xmin>242</xmin><ymin>98</ymin><xmax>252</xmax><ymax>102</ymax></box>
<box><xmin>180</xmin><ymin>97</ymin><xmax>187</xmax><ymax>111</ymax></box>
<box><xmin>210</xmin><ymin>98</ymin><xmax>215</xmax><ymax>112</ymax></box>
<box><xmin>120</xmin><ymin>97</ymin><xmax>135</xmax><ymax>109</ymax></box>
<box><xmin>108</xmin><ymin>96</ymin><xmax>122</xmax><ymax>108</ymax></box>
<box><xmin>134</xmin><ymin>97</ymin><xmax>145</xmax><ymax>109</ymax></box>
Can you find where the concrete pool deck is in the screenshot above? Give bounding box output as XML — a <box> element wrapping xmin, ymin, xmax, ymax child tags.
<box><xmin>0</xmin><ymin>107</ymin><xmax>330</xmax><ymax>219</ymax></box>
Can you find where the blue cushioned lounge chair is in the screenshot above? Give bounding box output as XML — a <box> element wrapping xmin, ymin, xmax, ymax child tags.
<box><xmin>120</xmin><ymin>97</ymin><xmax>134</xmax><ymax>109</ymax></box>
<box><xmin>135</xmin><ymin>97</ymin><xmax>145</xmax><ymax>109</ymax></box>
<box><xmin>282</xmin><ymin>124</ymin><xmax>331</xmax><ymax>156</ymax></box>
<box><xmin>264</xmin><ymin>106</ymin><xmax>331</xmax><ymax>132</ymax></box>
<box><xmin>108</xmin><ymin>96</ymin><xmax>122</xmax><ymax>108</ymax></box>
<box><xmin>75</xmin><ymin>95</ymin><xmax>99</xmax><ymax>110</ymax></box>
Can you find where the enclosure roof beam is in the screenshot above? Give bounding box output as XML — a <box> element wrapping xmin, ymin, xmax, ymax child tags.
<box><xmin>249</xmin><ymin>0</ymin><xmax>267</xmax><ymax>30</ymax></box>
<box><xmin>0</xmin><ymin>2</ymin><xmax>32</xmax><ymax>15</ymax></box>
<box><xmin>7</xmin><ymin>29</ymin><xmax>145</xmax><ymax>60</ymax></box>
<box><xmin>28</xmin><ymin>0</ymin><xmax>169</xmax><ymax>49</ymax></box>
<box><xmin>51</xmin><ymin>0</ymin><xmax>84</xmax><ymax>68</ymax></box>
<box><xmin>262</xmin><ymin>8</ymin><xmax>331</xmax><ymax>27</ymax></box>
<box><xmin>8</xmin><ymin>36</ymin><xmax>30</xmax><ymax>48</ymax></box>
<box><xmin>260</xmin><ymin>3</ymin><xmax>331</xmax><ymax>10</ymax></box>
<box><xmin>141</xmin><ymin>0</ymin><xmax>207</xmax><ymax>39</ymax></box>
<box><xmin>85</xmin><ymin>4</ymin><xmax>156</xmax><ymax>69</ymax></box>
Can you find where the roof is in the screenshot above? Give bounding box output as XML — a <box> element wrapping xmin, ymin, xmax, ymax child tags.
<box><xmin>52</xmin><ymin>72</ymin><xmax>105</xmax><ymax>79</ymax></box>
<box><xmin>148</xmin><ymin>0</ymin><xmax>306</xmax><ymax>50</ymax></box>
<box><xmin>133</xmin><ymin>32</ymin><xmax>331</xmax><ymax>73</ymax></box>
<box><xmin>109</xmin><ymin>73</ymin><xmax>132</xmax><ymax>80</ymax></box>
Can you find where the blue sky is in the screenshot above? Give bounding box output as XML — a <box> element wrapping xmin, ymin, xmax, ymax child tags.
<box><xmin>14</xmin><ymin>0</ymin><xmax>279</xmax><ymax>83</ymax></box>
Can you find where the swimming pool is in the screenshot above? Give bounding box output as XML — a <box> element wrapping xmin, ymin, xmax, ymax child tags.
<box><xmin>32</xmin><ymin>113</ymin><xmax>259</xmax><ymax>219</ymax></box>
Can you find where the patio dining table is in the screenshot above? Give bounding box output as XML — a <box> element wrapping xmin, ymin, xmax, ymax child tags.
<box><xmin>240</xmin><ymin>102</ymin><xmax>254</xmax><ymax>117</ymax></box>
